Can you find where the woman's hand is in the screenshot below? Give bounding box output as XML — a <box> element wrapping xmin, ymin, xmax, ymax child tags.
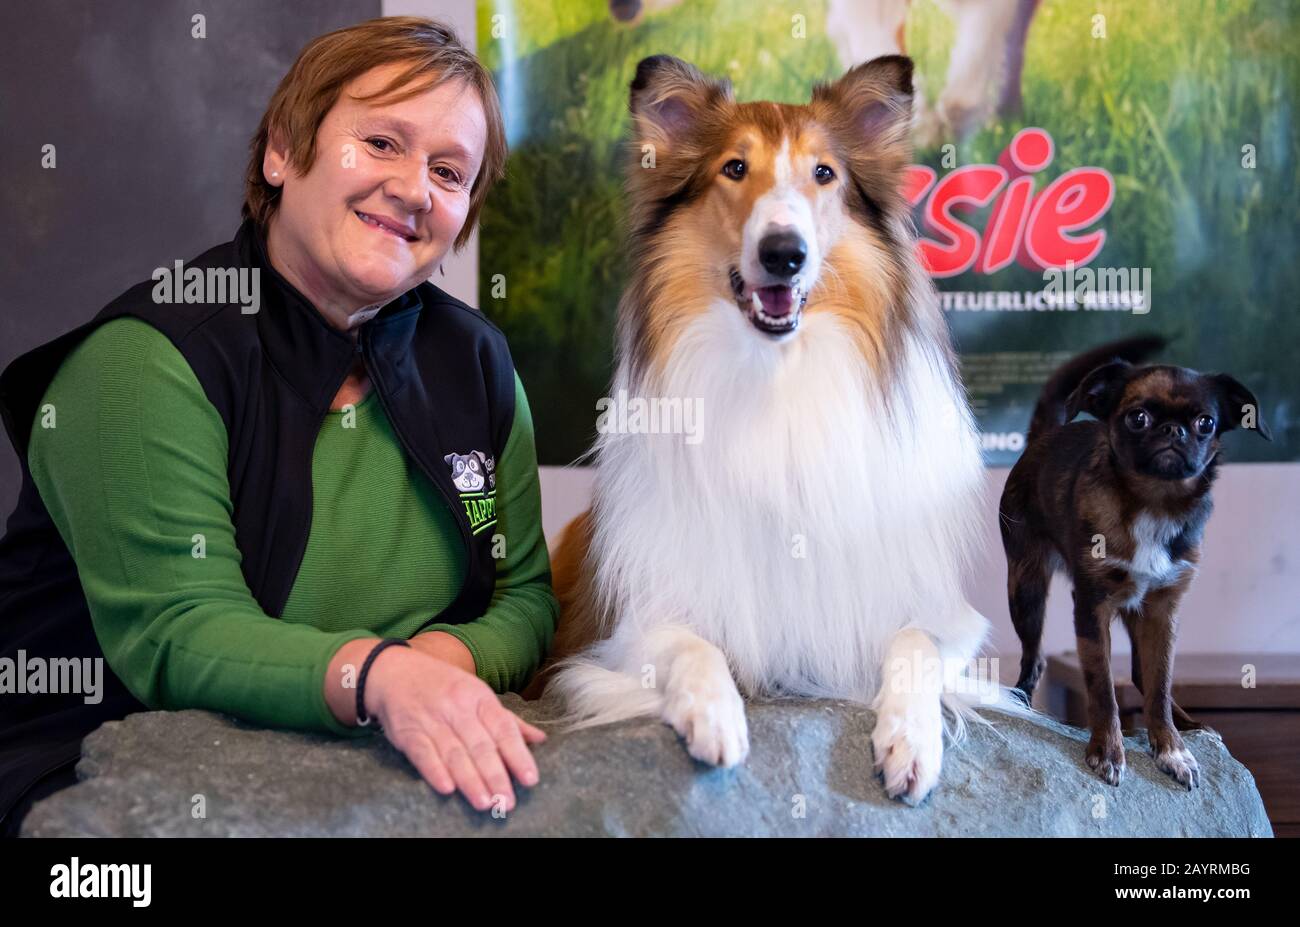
<box><xmin>326</xmin><ymin>640</ymin><xmax>546</xmax><ymax>813</ymax></box>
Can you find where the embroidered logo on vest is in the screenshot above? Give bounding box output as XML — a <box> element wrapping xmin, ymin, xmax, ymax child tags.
<box><xmin>444</xmin><ymin>451</ymin><xmax>497</xmax><ymax>535</ymax></box>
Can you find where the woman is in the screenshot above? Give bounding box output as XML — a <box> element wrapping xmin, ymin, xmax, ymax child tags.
<box><xmin>0</xmin><ymin>17</ymin><xmax>556</xmax><ymax>834</ymax></box>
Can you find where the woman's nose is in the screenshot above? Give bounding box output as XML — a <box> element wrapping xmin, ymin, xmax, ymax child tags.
<box><xmin>382</xmin><ymin>157</ymin><xmax>434</xmax><ymax>214</ymax></box>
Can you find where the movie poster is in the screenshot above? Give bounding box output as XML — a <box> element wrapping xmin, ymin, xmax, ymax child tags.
<box><xmin>475</xmin><ymin>0</ymin><xmax>1297</xmax><ymax>466</ymax></box>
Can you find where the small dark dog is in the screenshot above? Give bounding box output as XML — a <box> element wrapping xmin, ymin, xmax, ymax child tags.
<box><xmin>999</xmin><ymin>336</ymin><xmax>1271</xmax><ymax>789</ymax></box>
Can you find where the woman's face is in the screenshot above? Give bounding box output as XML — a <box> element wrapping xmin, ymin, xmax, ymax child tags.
<box><xmin>265</xmin><ymin>62</ymin><xmax>487</xmax><ymax>312</ymax></box>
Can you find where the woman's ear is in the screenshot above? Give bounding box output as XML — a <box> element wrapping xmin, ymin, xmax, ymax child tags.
<box><xmin>262</xmin><ymin>127</ymin><xmax>290</xmax><ymax>187</ymax></box>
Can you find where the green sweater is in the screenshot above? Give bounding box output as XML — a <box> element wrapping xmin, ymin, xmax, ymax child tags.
<box><xmin>27</xmin><ymin>316</ymin><xmax>558</xmax><ymax>737</ymax></box>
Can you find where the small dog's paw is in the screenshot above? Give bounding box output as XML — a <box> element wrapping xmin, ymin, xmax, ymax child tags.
<box><xmin>661</xmin><ymin>681</ymin><xmax>749</xmax><ymax>768</ymax></box>
<box><xmin>1154</xmin><ymin>744</ymin><xmax>1201</xmax><ymax>790</ymax></box>
<box><xmin>871</xmin><ymin>697</ymin><xmax>943</xmax><ymax>805</ymax></box>
<box><xmin>1085</xmin><ymin>736</ymin><xmax>1126</xmax><ymax>786</ymax></box>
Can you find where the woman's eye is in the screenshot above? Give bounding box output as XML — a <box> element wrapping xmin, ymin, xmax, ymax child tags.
<box><xmin>1125</xmin><ymin>409</ymin><xmax>1151</xmax><ymax>431</ymax></box>
<box><xmin>367</xmin><ymin>137</ymin><xmax>393</xmax><ymax>153</ymax></box>
<box><xmin>1195</xmin><ymin>414</ymin><xmax>1216</xmax><ymax>436</ymax></box>
<box><xmin>433</xmin><ymin>166</ymin><xmax>462</xmax><ymax>185</ymax></box>
<box><xmin>721</xmin><ymin>159</ymin><xmax>746</xmax><ymax>181</ymax></box>
<box><xmin>814</xmin><ymin>164</ymin><xmax>835</xmax><ymax>184</ymax></box>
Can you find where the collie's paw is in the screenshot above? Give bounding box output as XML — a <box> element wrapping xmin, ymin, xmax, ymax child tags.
<box><xmin>662</xmin><ymin>682</ymin><xmax>749</xmax><ymax>768</ymax></box>
<box><xmin>1152</xmin><ymin>737</ymin><xmax>1200</xmax><ymax>790</ymax></box>
<box><xmin>871</xmin><ymin>697</ymin><xmax>943</xmax><ymax>805</ymax></box>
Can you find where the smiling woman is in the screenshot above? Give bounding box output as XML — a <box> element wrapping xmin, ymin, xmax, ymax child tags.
<box><xmin>256</xmin><ymin>60</ymin><xmax>492</xmax><ymax>332</ymax></box>
<box><xmin>0</xmin><ymin>17</ymin><xmax>556</xmax><ymax>834</ymax></box>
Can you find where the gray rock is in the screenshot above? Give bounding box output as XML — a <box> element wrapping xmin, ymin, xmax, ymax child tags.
<box><xmin>23</xmin><ymin>694</ymin><xmax>1272</xmax><ymax>836</ymax></box>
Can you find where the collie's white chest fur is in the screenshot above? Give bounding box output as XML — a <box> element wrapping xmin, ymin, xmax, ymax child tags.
<box><xmin>589</xmin><ymin>303</ymin><xmax>988</xmax><ymax>702</ymax></box>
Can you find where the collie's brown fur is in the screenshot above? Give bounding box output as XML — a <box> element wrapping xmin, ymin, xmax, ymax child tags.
<box><xmin>523</xmin><ymin>510</ymin><xmax>600</xmax><ymax>698</ymax></box>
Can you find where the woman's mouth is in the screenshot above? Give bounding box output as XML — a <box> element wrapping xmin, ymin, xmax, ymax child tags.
<box><xmin>355</xmin><ymin>211</ymin><xmax>418</xmax><ymax>242</ymax></box>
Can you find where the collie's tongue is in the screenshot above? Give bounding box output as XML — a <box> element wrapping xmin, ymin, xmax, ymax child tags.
<box><xmin>756</xmin><ymin>285</ymin><xmax>794</xmax><ymax>317</ymax></box>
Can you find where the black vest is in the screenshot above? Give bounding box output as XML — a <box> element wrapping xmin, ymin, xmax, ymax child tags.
<box><xmin>0</xmin><ymin>218</ymin><xmax>517</xmax><ymax>822</ymax></box>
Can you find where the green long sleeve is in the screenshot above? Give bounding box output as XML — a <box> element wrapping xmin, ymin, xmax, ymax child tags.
<box><xmin>26</xmin><ymin>315</ymin><xmax>557</xmax><ymax>738</ymax></box>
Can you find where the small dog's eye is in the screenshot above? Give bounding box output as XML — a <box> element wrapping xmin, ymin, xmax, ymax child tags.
<box><xmin>814</xmin><ymin>164</ymin><xmax>835</xmax><ymax>185</ymax></box>
<box><xmin>1194</xmin><ymin>414</ymin><xmax>1216</xmax><ymax>436</ymax></box>
<box><xmin>721</xmin><ymin>159</ymin><xmax>746</xmax><ymax>181</ymax></box>
<box><xmin>1125</xmin><ymin>409</ymin><xmax>1151</xmax><ymax>431</ymax></box>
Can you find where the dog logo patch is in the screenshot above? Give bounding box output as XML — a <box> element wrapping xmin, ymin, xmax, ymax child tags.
<box><xmin>444</xmin><ymin>450</ymin><xmax>497</xmax><ymax>534</ymax></box>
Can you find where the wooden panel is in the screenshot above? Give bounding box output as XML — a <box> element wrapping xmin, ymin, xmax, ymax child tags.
<box><xmin>1047</xmin><ymin>652</ymin><xmax>1300</xmax><ymax>710</ymax></box>
<box><xmin>1191</xmin><ymin>711</ymin><xmax>1300</xmax><ymax>826</ymax></box>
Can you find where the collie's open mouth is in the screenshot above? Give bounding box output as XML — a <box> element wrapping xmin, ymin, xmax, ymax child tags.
<box><xmin>729</xmin><ymin>268</ymin><xmax>807</xmax><ymax>337</ymax></box>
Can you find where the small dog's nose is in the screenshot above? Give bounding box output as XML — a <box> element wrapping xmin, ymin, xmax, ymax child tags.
<box><xmin>758</xmin><ymin>231</ymin><xmax>807</xmax><ymax>278</ymax></box>
<box><xmin>1160</xmin><ymin>422</ymin><xmax>1188</xmax><ymax>441</ymax></box>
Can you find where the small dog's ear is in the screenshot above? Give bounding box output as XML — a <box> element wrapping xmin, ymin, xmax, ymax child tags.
<box><xmin>1065</xmin><ymin>360</ymin><xmax>1130</xmax><ymax>422</ymax></box>
<box><xmin>1210</xmin><ymin>373</ymin><xmax>1272</xmax><ymax>440</ymax></box>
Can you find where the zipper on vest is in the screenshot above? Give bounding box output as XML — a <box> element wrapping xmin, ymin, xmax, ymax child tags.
<box><xmin>357</xmin><ymin>326</ymin><xmax>474</xmax><ymax>612</ymax></box>
<box><xmin>279</xmin><ymin>337</ymin><xmax>360</xmax><ymax>616</ymax></box>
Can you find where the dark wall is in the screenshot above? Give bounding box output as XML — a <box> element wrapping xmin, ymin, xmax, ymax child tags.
<box><xmin>0</xmin><ymin>0</ymin><xmax>379</xmax><ymax>517</ymax></box>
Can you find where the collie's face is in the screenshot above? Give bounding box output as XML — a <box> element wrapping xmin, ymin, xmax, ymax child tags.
<box><xmin>719</xmin><ymin>124</ymin><xmax>842</xmax><ymax>338</ymax></box>
<box><xmin>623</xmin><ymin>54</ymin><xmax>918</xmax><ymax>367</ymax></box>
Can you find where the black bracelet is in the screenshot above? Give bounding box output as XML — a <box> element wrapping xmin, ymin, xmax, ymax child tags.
<box><xmin>356</xmin><ymin>638</ymin><xmax>411</xmax><ymax>728</ymax></box>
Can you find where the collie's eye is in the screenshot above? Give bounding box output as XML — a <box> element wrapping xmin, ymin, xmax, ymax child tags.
<box><xmin>1125</xmin><ymin>409</ymin><xmax>1151</xmax><ymax>431</ymax></box>
<box><xmin>1194</xmin><ymin>414</ymin><xmax>1216</xmax><ymax>436</ymax></box>
<box><xmin>814</xmin><ymin>164</ymin><xmax>835</xmax><ymax>184</ymax></box>
<box><xmin>721</xmin><ymin>159</ymin><xmax>746</xmax><ymax>181</ymax></box>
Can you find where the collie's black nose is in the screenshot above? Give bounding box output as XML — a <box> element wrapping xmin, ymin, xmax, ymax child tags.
<box><xmin>758</xmin><ymin>231</ymin><xmax>806</xmax><ymax>278</ymax></box>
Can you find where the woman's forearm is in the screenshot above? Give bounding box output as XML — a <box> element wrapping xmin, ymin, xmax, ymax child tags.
<box><xmin>323</xmin><ymin>637</ymin><xmax>382</xmax><ymax>727</ymax></box>
<box><xmin>410</xmin><ymin>631</ymin><xmax>476</xmax><ymax>674</ymax></box>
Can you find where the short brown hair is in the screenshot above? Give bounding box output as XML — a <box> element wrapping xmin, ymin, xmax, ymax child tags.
<box><xmin>243</xmin><ymin>16</ymin><xmax>506</xmax><ymax>253</ymax></box>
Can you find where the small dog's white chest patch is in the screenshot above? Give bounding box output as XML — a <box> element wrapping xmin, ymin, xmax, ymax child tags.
<box><xmin>1107</xmin><ymin>512</ymin><xmax>1191</xmax><ymax>599</ymax></box>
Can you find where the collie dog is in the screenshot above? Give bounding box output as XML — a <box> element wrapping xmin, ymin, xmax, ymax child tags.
<box><xmin>534</xmin><ymin>54</ymin><xmax>1010</xmax><ymax>804</ymax></box>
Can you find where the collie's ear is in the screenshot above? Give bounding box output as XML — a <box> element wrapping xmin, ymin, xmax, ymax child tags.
<box><xmin>1064</xmin><ymin>360</ymin><xmax>1131</xmax><ymax>423</ymax></box>
<box><xmin>628</xmin><ymin>55</ymin><xmax>733</xmax><ymax>150</ymax></box>
<box><xmin>812</xmin><ymin>55</ymin><xmax>914</xmax><ymax>149</ymax></box>
<box><xmin>1209</xmin><ymin>373</ymin><xmax>1272</xmax><ymax>440</ymax></box>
